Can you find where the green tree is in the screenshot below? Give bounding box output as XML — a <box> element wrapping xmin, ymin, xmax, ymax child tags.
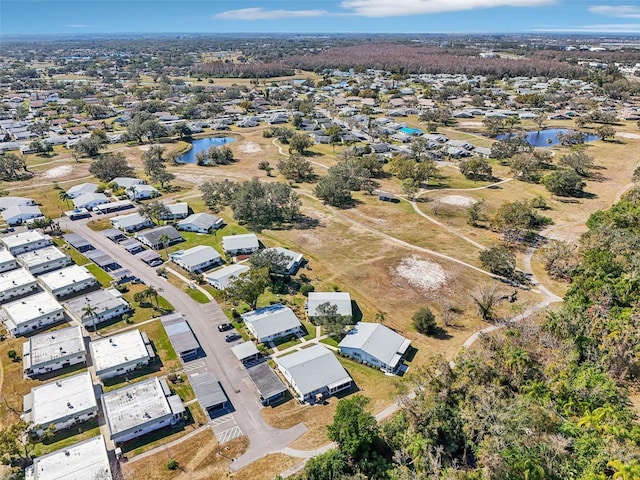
<box><xmin>0</xmin><ymin>420</ymin><xmax>36</xmax><ymax>469</ymax></box>
<box><xmin>226</xmin><ymin>267</ymin><xmax>270</xmax><ymax>310</ymax></box>
<box><xmin>315</xmin><ymin>174</ymin><xmax>353</xmax><ymax>208</ymax></box>
<box><xmin>542</xmin><ymin>169</ymin><xmax>586</xmax><ymax>197</ymax></box>
<box><xmin>257</xmin><ymin>160</ymin><xmax>273</xmax><ymax>177</ymax></box>
<box><xmin>289</xmin><ymin>133</ymin><xmax>313</xmax><ymax>155</ymax></box>
<box><xmin>312</xmin><ymin>302</ymin><xmax>351</xmax><ymax>336</ymax></box>
<box><xmin>0</xmin><ymin>153</ymin><xmax>30</xmax><ymax>181</ymax></box>
<box><xmin>596</xmin><ymin>124</ymin><xmax>616</xmax><ymax>141</ymax></box>
<box><xmin>138</xmin><ymin>200</ymin><xmax>170</xmax><ymax>225</ymax></box>
<box><xmin>459</xmin><ymin>157</ymin><xmax>493</xmax><ymax>180</ymax></box>
<box><xmin>559</xmin><ymin>150</ymin><xmax>595</xmax><ymax>177</ymax></box>
<box><xmin>412</xmin><ymin>307</ymin><xmax>437</xmax><ymax>335</ymax></box>
<box><xmin>142</xmin><ymin>145</ymin><xmax>166</xmax><ymax>176</ymax></box>
<box><xmin>302</xmin><ymin>449</ymin><xmax>347</xmax><ymax>480</ymax></box>
<box><xmin>480</xmin><ymin>244</ymin><xmax>516</xmax><ymax>278</ymax></box>
<box><xmin>88</xmin><ymin>152</ymin><xmax>134</xmax><ymax>181</ymax></box>
<box><xmin>277</xmin><ymin>155</ymin><xmax>315</xmax><ymax>183</ymax></box>
<box><xmin>58</xmin><ymin>190</ymin><xmax>71</xmax><ymax>208</ymax></box>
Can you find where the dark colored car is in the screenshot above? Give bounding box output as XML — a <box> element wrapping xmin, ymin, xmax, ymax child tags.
<box><xmin>225</xmin><ymin>333</ymin><xmax>241</xmax><ymax>342</ymax></box>
<box><xmin>217</xmin><ymin>323</ymin><xmax>233</xmax><ymax>332</ymax></box>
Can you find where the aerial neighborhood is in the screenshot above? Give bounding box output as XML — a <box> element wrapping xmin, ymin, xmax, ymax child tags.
<box><xmin>0</xmin><ymin>28</ymin><xmax>639</xmax><ymax>480</ymax></box>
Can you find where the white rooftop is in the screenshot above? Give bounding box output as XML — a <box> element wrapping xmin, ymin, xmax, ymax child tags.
<box><xmin>38</xmin><ymin>265</ymin><xmax>95</xmax><ymax>291</ymax></box>
<box><xmin>276</xmin><ymin>344</ymin><xmax>352</xmax><ymax>397</ymax></box>
<box><xmin>231</xmin><ymin>341</ymin><xmax>260</xmax><ymax>361</ymax></box>
<box><xmin>4</xmin><ymin>291</ymin><xmax>63</xmax><ymax>329</ymax></box>
<box><xmin>23</xmin><ymin>325</ymin><xmax>85</xmax><ymax>370</ymax></box>
<box><xmin>102</xmin><ymin>377</ymin><xmax>172</xmax><ymax>436</ymax></box>
<box><xmin>0</xmin><ymin>266</ymin><xmax>36</xmax><ymax>291</ymax></box>
<box><xmin>0</xmin><ymin>248</ymin><xmax>16</xmax><ymax>265</ymax></box>
<box><xmin>169</xmin><ymin>245</ymin><xmax>221</xmax><ymax>267</ymax></box>
<box><xmin>205</xmin><ymin>263</ymin><xmax>250</xmax><ymax>289</ymax></box>
<box><xmin>90</xmin><ymin>329</ymin><xmax>149</xmax><ymax>375</ymax></box>
<box><xmin>16</xmin><ymin>245</ymin><xmax>68</xmax><ymax>268</ymax></box>
<box><xmin>25</xmin><ymin>436</ymin><xmax>112</xmax><ymax>480</ymax></box>
<box><xmin>1</xmin><ymin>230</ymin><xmax>50</xmax><ymax>250</ymax></box>
<box><xmin>339</xmin><ymin>322</ymin><xmax>411</xmax><ymax>370</ymax></box>
<box><xmin>242</xmin><ymin>303</ymin><xmax>302</xmax><ymax>340</ymax></box>
<box><xmin>111</xmin><ymin>212</ymin><xmax>150</xmax><ymax>228</ymax></box>
<box><xmin>24</xmin><ymin>372</ymin><xmax>96</xmax><ymax>427</ymax></box>
<box><xmin>307</xmin><ymin>292</ymin><xmax>353</xmax><ymax>317</ymax></box>
<box><xmin>222</xmin><ymin>233</ymin><xmax>259</xmax><ymax>252</ymax></box>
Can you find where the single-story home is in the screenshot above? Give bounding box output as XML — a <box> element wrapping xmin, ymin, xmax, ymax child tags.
<box><xmin>111</xmin><ymin>212</ymin><xmax>154</xmax><ymax>233</ymax></box>
<box><xmin>159</xmin><ymin>202</ymin><xmax>189</xmax><ymax>221</ymax></box>
<box><xmin>176</xmin><ymin>212</ymin><xmax>224</xmax><ymax>233</ymax></box>
<box><xmin>222</xmin><ymin>233</ymin><xmax>259</xmax><ymax>256</ymax></box>
<box><xmin>127</xmin><ymin>184</ymin><xmax>159</xmax><ymax>200</ymax></box>
<box><xmin>338</xmin><ymin>322</ymin><xmax>411</xmax><ymax>374</ymax></box>
<box><xmin>276</xmin><ymin>344</ymin><xmax>352</xmax><ymax>403</ymax></box>
<box><xmin>72</xmin><ymin>192</ymin><xmax>110</xmax><ymax>210</ymax></box>
<box><xmin>168</xmin><ymin>245</ymin><xmax>223</xmax><ymax>273</ymax></box>
<box><xmin>205</xmin><ymin>264</ymin><xmax>250</xmax><ymax>290</ymax></box>
<box><xmin>2</xmin><ymin>205</ymin><xmax>43</xmax><ymax>226</ymax></box>
<box><xmin>242</xmin><ymin>303</ymin><xmax>303</xmax><ymax>344</ymax></box>
<box><xmin>136</xmin><ymin>226</ymin><xmax>184</xmax><ymax>250</ymax></box>
<box><xmin>0</xmin><ymin>197</ymin><xmax>35</xmax><ymax>211</ymax></box>
<box><xmin>66</xmin><ymin>183</ymin><xmax>98</xmax><ymax>199</ymax></box>
<box><xmin>110</xmin><ymin>177</ymin><xmax>144</xmax><ymax>190</ymax></box>
<box><xmin>262</xmin><ymin>247</ymin><xmax>303</xmax><ymax>275</ymax></box>
<box><xmin>307</xmin><ymin>291</ymin><xmax>353</xmax><ymax>319</ymax></box>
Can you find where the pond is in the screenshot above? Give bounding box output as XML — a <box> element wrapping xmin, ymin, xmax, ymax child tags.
<box><xmin>177</xmin><ymin>136</ymin><xmax>236</xmax><ymax>164</ymax></box>
<box><xmin>496</xmin><ymin>129</ymin><xmax>599</xmax><ymax>147</ymax></box>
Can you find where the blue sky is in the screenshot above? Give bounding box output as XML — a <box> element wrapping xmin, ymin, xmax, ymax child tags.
<box><xmin>2</xmin><ymin>0</ymin><xmax>640</xmax><ymax>35</ymax></box>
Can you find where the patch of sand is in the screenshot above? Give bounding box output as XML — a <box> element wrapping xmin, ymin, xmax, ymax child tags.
<box><xmin>438</xmin><ymin>195</ymin><xmax>477</xmax><ymax>207</ymax></box>
<box><xmin>395</xmin><ymin>255</ymin><xmax>447</xmax><ymax>291</ymax></box>
<box><xmin>43</xmin><ymin>165</ymin><xmax>73</xmax><ymax>179</ymax></box>
<box><xmin>616</xmin><ymin>132</ymin><xmax>640</xmax><ymax>139</ymax></box>
<box><xmin>237</xmin><ymin>142</ymin><xmax>262</xmax><ymax>154</ymax></box>
<box><xmin>174</xmin><ymin>173</ymin><xmax>207</xmax><ymax>185</ymax></box>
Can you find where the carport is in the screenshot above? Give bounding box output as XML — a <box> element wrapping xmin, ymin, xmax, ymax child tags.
<box><xmin>247</xmin><ymin>362</ymin><xmax>287</xmax><ymax>406</ymax></box>
<box><xmin>160</xmin><ymin>313</ymin><xmax>200</xmax><ymax>359</ymax></box>
<box><xmin>190</xmin><ymin>371</ymin><xmax>228</xmax><ymax>412</ymax></box>
<box><xmin>135</xmin><ymin>249</ymin><xmax>163</xmax><ymax>266</ymax></box>
<box><xmin>63</xmin><ymin>233</ymin><xmax>93</xmax><ymax>252</ymax></box>
<box><xmin>85</xmin><ymin>249</ymin><xmax>121</xmax><ymax>271</ymax></box>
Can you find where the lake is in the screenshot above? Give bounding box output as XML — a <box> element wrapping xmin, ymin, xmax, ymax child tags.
<box><xmin>496</xmin><ymin>129</ymin><xmax>599</xmax><ymax>147</ymax></box>
<box><xmin>177</xmin><ymin>137</ymin><xmax>236</xmax><ymax>164</ymax></box>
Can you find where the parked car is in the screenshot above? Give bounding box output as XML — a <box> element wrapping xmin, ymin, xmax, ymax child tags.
<box><xmin>225</xmin><ymin>333</ymin><xmax>241</xmax><ymax>342</ymax></box>
<box><xmin>218</xmin><ymin>323</ymin><xmax>233</xmax><ymax>332</ymax></box>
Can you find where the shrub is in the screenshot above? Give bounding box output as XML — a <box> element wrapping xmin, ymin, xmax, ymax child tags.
<box><xmin>480</xmin><ymin>245</ymin><xmax>516</xmax><ymax>278</ymax></box>
<box><xmin>165</xmin><ymin>459</ymin><xmax>179</xmax><ymax>470</ymax></box>
<box><xmin>300</xmin><ymin>284</ymin><xmax>315</xmax><ymax>296</ymax></box>
<box><xmin>412</xmin><ymin>307</ymin><xmax>437</xmax><ymax>335</ymax></box>
<box><xmin>8</xmin><ymin>349</ymin><xmax>17</xmax><ymax>361</ymax></box>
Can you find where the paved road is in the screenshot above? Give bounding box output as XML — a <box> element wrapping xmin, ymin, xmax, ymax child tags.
<box><xmin>59</xmin><ymin>216</ymin><xmax>306</xmax><ymax>471</ymax></box>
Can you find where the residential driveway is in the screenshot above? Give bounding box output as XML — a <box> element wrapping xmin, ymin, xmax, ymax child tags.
<box><xmin>59</xmin><ymin>217</ymin><xmax>307</xmax><ymax>470</ymax></box>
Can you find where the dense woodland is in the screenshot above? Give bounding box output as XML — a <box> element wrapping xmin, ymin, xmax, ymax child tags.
<box><xmin>295</xmin><ymin>189</ymin><xmax>640</xmax><ymax>479</ymax></box>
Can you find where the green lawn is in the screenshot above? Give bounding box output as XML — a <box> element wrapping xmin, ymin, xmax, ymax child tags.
<box><xmin>32</xmin><ymin>419</ymin><xmax>101</xmax><ymax>456</ymax></box>
<box><xmin>166</xmin><ymin>224</ymin><xmax>251</xmax><ymax>259</ymax></box>
<box><xmin>184</xmin><ymin>287</ymin><xmax>209</xmax><ymax>304</ymax></box>
<box><xmin>320</xmin><ymin>337</ymin><xmax>339</xmax><ymax>348</ymax></box>
<box><xmin>99</xmin><ymin>284</ymin><xmax>174</xmax><ymax>333</ymax></box>
<box><xmin>84</xmin><ymin>263</ymin><xmax>113</xmax><ymax>287</ymax></box>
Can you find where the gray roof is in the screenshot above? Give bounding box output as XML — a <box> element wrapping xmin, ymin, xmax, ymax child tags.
<box><xmin>137</xmin><ymin>226</ymin><xmax>183</xmax><ymax>246</ymax></box>
<box><xmin>338</xmin><ymin>322</ymin><xmax>411</xmax><ymax>369</ymax></box>
<box><xmin>111</xmin><ymin>212</ymin><xmax>151</xmax><ymax>229</ymax></box>
<box><xmin>222</xmin><ymin>233</ymin><xmax>259</xmax><ymax>252</ymax></box>
<box><xmin>307</xmin><ymin>292</ymin><xmax>353</xmax><ymax>317</ymax></box>
<box><xmin>64</xmin><ymin>289</ymin><xmax>128</xmax><ymax>321</ymax></box>
<box><xmin>177</xmin><ymin>212</ymin><xmax>222</xmax><ymax>230</ymax></box>
<box><xmin>103</xmin><ymin>228</ymin><xmax>127</xmax><ymax>241</ymax></box>
<box><xmin>168</xmin><ymin>245</ymin><xmax>221</xmax><ymax>268</ymax></box>
<box><xmin>119</xmin><ymin>238</ymin><xmax>143</xmax><ymax>252</ymax></box>
<box><xmin>135</xmin><ymin>249</ymin><xmax>162</xmax><ymax>263</ymax></box>
<box><xmin>246</xmin><ymin>362</ymin><xmax>287</xmax><ymax>401</ymax></box>
<box><xmin>264</xmin><ymin>247</ymin><xmax>303</xmax><ymax>272</ymax></box>
<box><xmin>189</xmin><ymin>371</ymin><xmax>228</xmax><ymax>410</ymax></box>
<box><xmin>63</xmin><ymin>233</ymin><xmax>93</xmax><ymax>251</ymax></box>
<box><xmin>276</xmin><ymin>344</ymin><xmax>352</xmax><ymax>397</ymax></box>
<box><xmin>85</xmin><ymin>249</ymin><xmax>119</xmax><ymax>268</ymax></box>
<box><xmin>231</xmin><ymin>341</ymin><xmax>259</xmax><ymax>361</ymax></box>
<box><xmin>242</xmin><ymin>303</ymin><xmax>302</xmax><ymax>340</ymax></box>
<box><xmin>160</xmin><ymin>313</ymin><xmax>199</xmax><ymax>355</ymax></box>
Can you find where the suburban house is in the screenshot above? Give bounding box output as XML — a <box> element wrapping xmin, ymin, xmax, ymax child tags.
<box><xmin>176</xmin><ymin>212</ymin><xmax>224</xmax><ymax>233</ymax></box>
<box><xmin>23</xmin><ymin>325</ymin><xmax>86</xmax><ymax>377</ymax></box>
<box><xmin>338</xmin><ymin>322</ymin><xmax>411</xmax><ymax>374</ymax></box>
<box><xmin>242</xmin><ymin>304</ymin><xmax>303</xmax><ymax>344</ymax></box>
<box><xmin>101</xmin><ymin>376</ymin><xmax>185</xmax><ymax>445</ymax></box>
<box><xmin>25</xmin><ymin>436</ymin><xmax>112</xmax><ymax>480</ymax></box>
<box><xmin>64</xmin><ymin>289</ymin><xmax>131</xmax><ymax>328</ymax></box>
<box><xmin>159</xmin><ymin>202</ymin><xmax>189</xmax><ymax>221</ymax></box>
<box><xmin>136</xmin><ymin>226</ymin><xmax>184</xmax><ymax>250</ymax></box>
<box><xmin>66</xmin><ymin>182</ymin><xmax>98</xmax><ymax>199</ymax></box>
<box><xmin>168</xmin><ymin>245</ymin><xmax>223</xmax><ymax>273</ymax></box>
<box><xmin>90</xmin><ymin>329</ymin><xmax>153</xmax><ymax>380</ymax></box>
<box><xmin>110</xmin><ymin>212</ymin><xmax>154</xmax><ymax>233</ymax></box>
<box><xmin>2</xmin><ymin>291</ymin><xmax>64</xmax><ymax>336</ymax></box>
<box><xmin>0</xmin><ymin>196</ymin><xmax>35</xmax><ymax>211</ymax></box>
<box><xmin>38</xmin><ymin>265</ymin><xmax>98</xmax><ymax>299</ymax></box>
<box><xmin>110</xmin><ymin>177</ymin><xmax>144</xmax><ymax>190</ymax></box>
<box><xmin>1</xmin><ymin>230</ymin><xmax>52</xmax><ymax>255</ymax></box>
<box><xmin>2</xmin><ymin>205</ymin><xmax>44</xmax><ymax>226</ymax></box>
<box><xmin>0</xmin><ymin>267</ymin><xmax>38</xmax><ymax>303</ymax></box>
<box><xmin>0</xmin><ymin>249</ymin><xmax>18</xmax><ymax>273</ymax></box>
<box><xmin>222</xmin><ymin>233</ymin><xmax>259</xmax><ymax>256</ymax></box>
<box><xmin>307</xmin><ymin>291</ymin><xmax>353</xmax><ymax>319</ymax></box>
<box><xmin>205</xmin><ymin>263</ymin><xmax>250</xmax><ymax>290</ymax></box>
<box><xmin>127</xmin><ymin>184</ymin><xmax>160</xmax><ymax>200</ymax></box>
<box><xmin>276</xmin><ymin>344</ymin><xmax>353</xmax><ymax>403</ymax></box>
<box><xmin>72</xmin><ymin>192</ymin><xmax>110</xmax><ymax>210</ymax></box>
<box><xmin>16</xmin><ymin>245</ymin><xmax>71</xmax><ymax>275</ymax></box>
<box><xmin>263</xmin><ymin>247</ymin><xmax>304</xmax><ymax>275</ymax></box>
<box><xmin>22</xmin><ymin>371</ymin><xmax>98</xmax><ymax>437</ymax></box>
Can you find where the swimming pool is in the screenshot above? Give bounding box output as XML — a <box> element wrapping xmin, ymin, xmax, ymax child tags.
<box><xmin>399</xmin><ymin>127</ymin><xmax>424</xmax><ymax>135</ymax></box>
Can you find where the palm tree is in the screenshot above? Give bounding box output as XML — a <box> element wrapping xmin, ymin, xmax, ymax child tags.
<box><xmin>81</xmin><ymin>304</ymin><xmax>99</xmax><ymax>330</ymax></box>
<box><xmin>143</xmin><ymin>285</ymin><xmax>159</xmax><ymax>308</ymax></box>
<box><xmin>374</xmin><ymin>311</ymin><xmax>387</xmax><ymax>324</ymax></box>
<box><xmin>58</xmin><ymin>190</ymin><xmax>71</xmax><ymax>209</ymax></box>
<box><xmin>158</xmin><ymin>233</ymin><xmax>170</xmax><ymax>258</ymax></box>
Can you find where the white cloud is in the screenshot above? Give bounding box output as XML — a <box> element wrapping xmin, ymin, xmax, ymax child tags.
<box><xmin>536</xmin><ymin>23</ymin><xmax>640</xmax><ymax>33</ymax></box>
<box><xmin>215</xmin><ymin>8</ymin><xmax>327</xmax><ymax>20</ymax></box>
<box><xmin>588</xmin><ymin>5</ymin><xmax>640</xmax><ymax>18</ymax></box>
<box><xmin>340</xmin><ymin>0</ymin><xmax>555</xmax><ymax>17</ymax></box>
